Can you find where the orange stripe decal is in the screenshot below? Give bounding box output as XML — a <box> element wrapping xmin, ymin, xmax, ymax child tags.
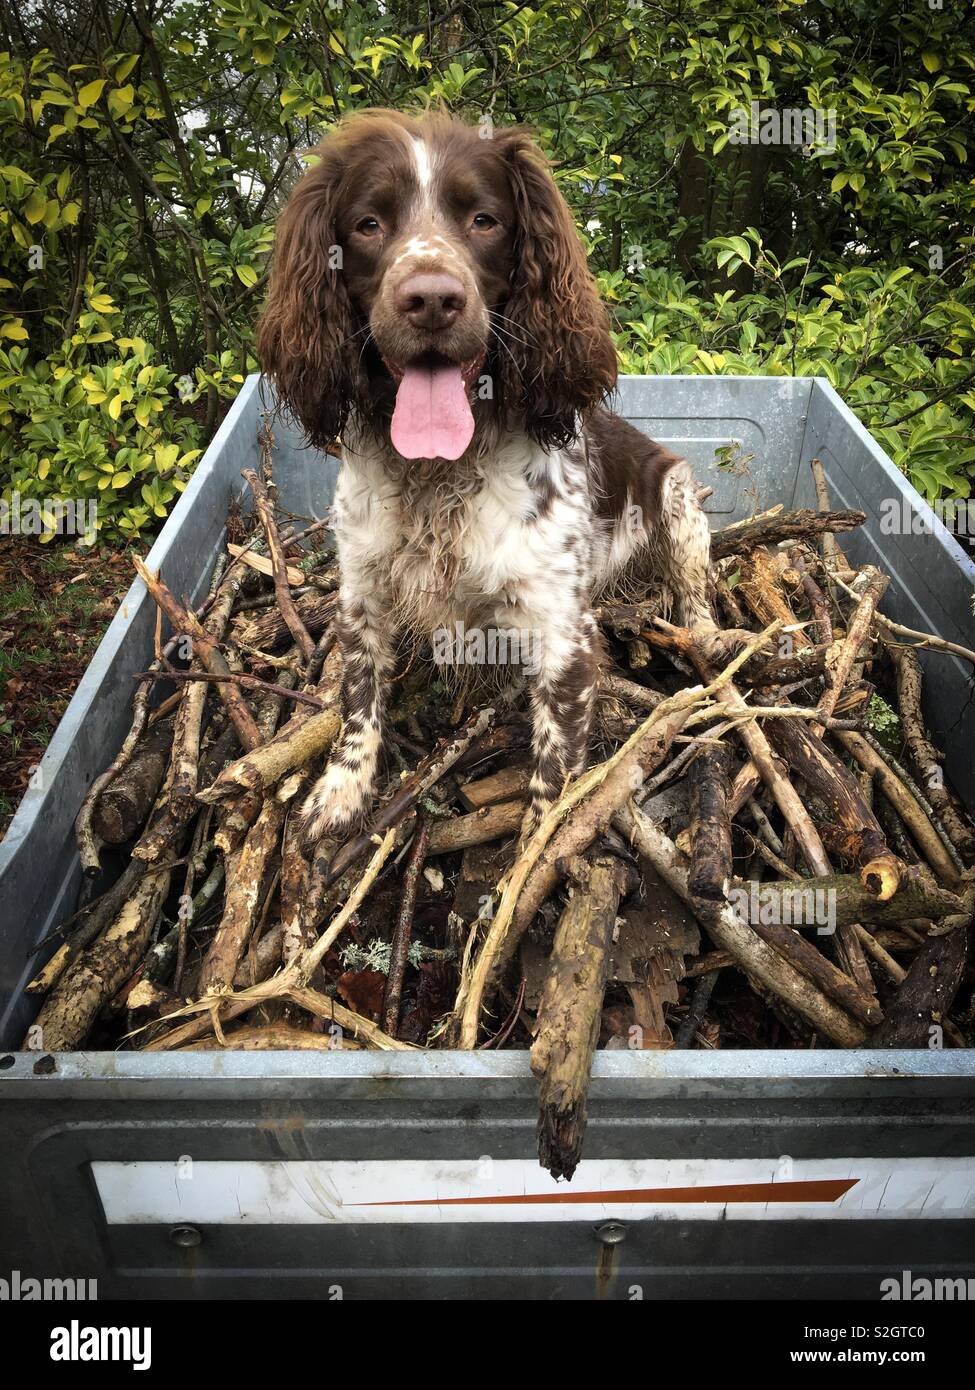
<box><xmin>354</xmin><ymin>1177</ymin><xmax>859</xmax><ymax>1207</ymax></box>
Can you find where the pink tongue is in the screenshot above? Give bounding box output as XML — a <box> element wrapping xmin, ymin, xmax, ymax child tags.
<box><xmin>391</xmin><ymin>362</ymin><xmax>474</xmax><ymax>461</ymax></box>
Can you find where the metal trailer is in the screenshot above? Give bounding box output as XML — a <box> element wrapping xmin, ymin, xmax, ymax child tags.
<box><xmin>1</xmin><ymin>375</ymin><xmax>973</xmax><ymax>1300</ymax></box>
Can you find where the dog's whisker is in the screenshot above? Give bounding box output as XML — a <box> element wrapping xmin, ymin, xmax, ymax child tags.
<box><xmin>489</xmin><ymin>327</ymin><xmax>524</xmax><ymax>380</ymax></box>
<box><xmin>489</xmin><ymin>322</ymin><xmax>533</xmax><ymax>353</ymax></box>
<box><xmin>488</xmin><ymin>313</ymin><xmax>537</xmax><ymax>349</ymax></box>
<box><xmin>337</xmin><ymin>323</ymin><xmax>373</xmax><ymax>351</ymax></box>
<box><xmin>489</xmin><ymin>310</ymin><xmax>539</xmax><ymax>343</ymax></box>
<box><xmin>355</xmin><ymin>329</ymin><xmax>376</xmax><ymax>373</ymax></box>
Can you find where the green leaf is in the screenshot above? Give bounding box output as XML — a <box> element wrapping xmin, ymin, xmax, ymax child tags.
<box><xmin>108</xmin><ymin>84</ymin><xmax>135</xmax><ymax>117</ymax></box>
<box><xmin>77</xmin><ymin>78</ymin><xmax>106</xmax><ymax>110</ymax></box>
<box><xmin>23</xmin><ymin>189</ymin><xmax>47</xmax><ymax>224</ymax></box>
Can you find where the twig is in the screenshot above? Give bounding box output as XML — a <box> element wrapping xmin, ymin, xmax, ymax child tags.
<box><xmin>710</xmin><ymin>507</ymin><xmax>866</xmax><ymax>560</ymax></box>
<box><xmin>453</xmin><ymin>623</ymin><xmax>782</xmax><ymax>1047</ymax></box>
<box><xmin>133</xmin><ymin>557</ymin><xmax>263</xmax><ymax>751</ymax></box>
<box><xmin>243</xmin><ymin>454</ymin><xmax>315</xmax><ymax>661</ymax></box>
<box><xmin>382</xmin><ymin>812</ymin><xmax>431</xmax><ymax>1037</ymax></box>
<box><xmin>614</xmin><ymin>803</ymin><xmax>867</xmax><ymax>1047</ymax></box>
<box><xmin>324</xmin><ymin>707</ymin><xmax>497</xmax><ymax>887</ymax></box>
<box><xmin>135</xmin><ymin>668</ymin><xmax>329</xmax><ymax>710</ymax></box>
<box><xmin>829</xmin><ymin>571</ymin><xmax>975</xmax><ymax>666</ymax></box>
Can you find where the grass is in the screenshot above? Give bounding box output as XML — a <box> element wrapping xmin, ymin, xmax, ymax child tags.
<box><xmin>0</xmin><ymin>539</ymin><xmax>133</xmax><ymax>837</ymax></box>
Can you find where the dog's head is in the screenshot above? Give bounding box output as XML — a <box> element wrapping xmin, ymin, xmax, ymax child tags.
<box><xmin>257</xmin><ymin>110</ymin><xmax>617</xmax><ymax>458</ymax></box>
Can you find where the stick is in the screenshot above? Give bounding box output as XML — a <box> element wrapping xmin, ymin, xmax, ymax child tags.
<box><xmin>837</xmin><ymin>730</ymin><xmax>961</xmax><ymax>885</ymax></box>
<box><xmin>684</xmin><ymin>951</ymin><xmax>734</xmax><ymax>978</ymax></box>
<box><xmin>142</xmin><ymin>828</ymin><xmax>399</xmax><ymax>1048</ymax></box>
<box><xmin>815</xmin><ymin>566</ymin><xmax>887</xmax><ymax>729</ymax></box>
<box><xmin>196</xmin><ymin>795</ymin><xmax>286</xmax><ymax>996</ymax></box>
<box><xmin>236</xmin><ymin>591</ymin><xmax>336</xmax><ymax>652</ymax></box>
<box><xmin>198</xmin><ymin>707</ymin><xmax>342</xmax><ymax>801</ymax></box>
<box><xmin>765</xmin><ymin>719</ymin><xmax>903</xmax><ymax>900</ymax></box>
<box><xmin>852</xmin><ymin>925</ymin><xmax>907</xmax><ymax>984</ymax></box>
<box><xmin>133</xmin><ymin>557</ymin><xmax>262</xmax><ymax>751</ymax></box>
<box><xmin>243</xmin><ymin>461</ymin><xmax>315</xmax><ymax>660</ymax></box>
<box><xmin>136</xmin><ymin>668</ymin><xmax>329</xmax><ymax>710</ymax></box>
<box><xmin>698</xmin><ymin>670</ymin><xmax>831</xmax><ymax>876</ymax></box>
<box><xmin>710</xmin><ymin>507</ymin><xmax>866</xmax><ymax>560</ymax></box>
<box><xmin>169</xmin><ymin>560</ymin><xmax>242</xmax><ymax>817</ymax></box>
<box><xmin>868</xmin><ymin>929</ymin><xmax>968</xmax><ymax>1047</ymax></box>
<box><xmin>790</xmin><ymin>548</ymin><xmax>833</xmax><ymax>645</ymax></box>
<box><xmin>531</xmin><ymin>855</ymin><xmax>633</xmax><ymax>1179</ymax></box>
<box><xmin>747</xmin><ymin>920</ymin><xmax>883</xmax><ymax>1026</ymax></box>
<box><xmin>510</xmin><ymin>699</ymin><xmax>694</xmax><ymax>946</ymax></box>
<box><xmin>226</xmin><ymin>542</ymin><xmax>303</xmax><ymax>587</ymax></box>
<box><xmin>279</xmin><ymin>773</ymin><xmax>313</xmax><ymax>965</ymax></box>
<box><xmin>829</xmin><ymin>571</ymin><xmax>975</xmax><ymax>666</ymax></box>
<box><xmin>458</xmin><ymin>766</ymin><xmax>531</xmax><ymax>811</ymax></box>
<box><xmin>74</xmin><ymin>680</ymin><xmax>152</xmax><ymax>874</ymax></box>
<box><xmin>91</xmin><ymin>717</ymin><xmax>173</xmax><ymax>844</ymax></box>
<box><xmin>687</xmin><ymin>743</ymin><xmax>733</xmax><ymax>900</ymax></box>
<box><xmin>453</xmin><ymin>623</ymin><xmax>782</xmax><ymax>1047</ymax></box>
<box><xmin>726</xmin><ymin>867</ymin><xmax>964</xmax><ymax>930</ymax></box>
<box><xmin>426</xmin><ymin>799</ymin><xmax>525</xmax><ymax>854</ymax></box>
<box><xmin>599</xmin><ymin>671</ymin><xmax>664</xmax><ymax>710</ymax></box>
<box><xmin>890</xmin><ymin>643</ymin><xmax>975</xmax><ymax>861</ymax></box>
<box><xmin>382</xmin><ymin>812</ymin><xmax>430</xmax><ymax>1036</ymax></box>
<box><xmin>810</xmin><ymin>458</ymin><xmax>848</xmax><ymax>576</ymax></box>
<box><xmin>676</xmin><ymin>970</ymin><xmax>720</xmax><ymax>1047</ymax></box>
<box><xmin>323</xmin><ymin>706</ymin><xmax>496</xmax><ymax>887</ymax></box>
<box><xmin>613</xmin><ymin>803</ymin><xmax>868</xmax><ymax>1046</ymax></box>
<box><xmin>25</xmin><ymin>866</ymin><xmax>173</xmax><ymax>1050</ymax></box>
<box><xmin>181</xmin><ymin>1024</ymin><xmax>361</xmax><ymax>1051</ymax></box>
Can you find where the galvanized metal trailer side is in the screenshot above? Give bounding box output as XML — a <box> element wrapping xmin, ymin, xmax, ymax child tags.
<box><xmin>1</xmin><ymin>1051</ymin><xmax>973</xmax><ymax>1299</ymax></box>
<box><xmin>1</xmin><ymin>376</ymin><xmax>973</xmax><ymax>1299</ymax></box>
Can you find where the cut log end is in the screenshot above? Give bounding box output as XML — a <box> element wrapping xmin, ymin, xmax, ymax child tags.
<box><xmin>537</xmin><ymin>1102</ymin><xmax>586</xmax><ymax>1182</ymax></box>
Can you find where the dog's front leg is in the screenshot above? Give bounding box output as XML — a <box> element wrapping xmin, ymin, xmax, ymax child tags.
<box><xmin>522</xmin><ymin>605</ymin><xmax>602</xmax><ymax>840</ymax></box>
<box><xmin>657</xmin><ymin>459</ymin><xmax>714</xmax><ymax>629</ymax></box>
<box><xmin>301</xmin><ymin>576</ymin><xmax>397</xmax><ymax>845</ymax></box>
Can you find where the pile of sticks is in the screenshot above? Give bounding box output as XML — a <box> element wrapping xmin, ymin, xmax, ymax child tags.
<box><xmin>22</xmin><ymin>445</ymin><xmax>975</xmax><ymax>1180</ymax></box>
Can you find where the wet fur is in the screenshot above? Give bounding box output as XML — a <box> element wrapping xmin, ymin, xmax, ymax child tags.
<box><xmin>257</xmin><ymin>110</ymin><xmax>712</xmax><ymax>844</ymax></box>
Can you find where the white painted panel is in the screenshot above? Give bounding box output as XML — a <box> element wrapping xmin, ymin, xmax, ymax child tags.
<box><xmin>92</xmin><ymin>1157</ymin><xmax>975</xmax><ymax>1225</ymax></box>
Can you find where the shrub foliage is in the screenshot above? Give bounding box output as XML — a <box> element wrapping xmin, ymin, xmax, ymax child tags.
<box><xmin>1</xmin><ymin>0</ymin><xmax>973</xmax><ymax>538</ymax></box>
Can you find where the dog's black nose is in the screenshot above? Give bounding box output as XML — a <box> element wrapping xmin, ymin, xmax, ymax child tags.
<box><xmin>394</xmin><ymin>272</ymin><xmax>467</xmax><ymax>330</ymax></box>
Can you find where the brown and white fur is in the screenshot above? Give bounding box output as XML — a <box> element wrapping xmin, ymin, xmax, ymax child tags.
<box><xmin>257</xmin><ymin>110</ymin><xmax>712</xmax><ymax>846</ymax></box>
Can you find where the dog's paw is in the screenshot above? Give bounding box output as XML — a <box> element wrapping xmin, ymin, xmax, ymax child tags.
<box><xmin>299</xmin><ymin>763</ymin><xmax>373</xmax><ymax>847</ymax></box>
<box><xmin>517</xmin><ymin>798</ymin><xmax>549</xmax><ymax>851</ymax></box>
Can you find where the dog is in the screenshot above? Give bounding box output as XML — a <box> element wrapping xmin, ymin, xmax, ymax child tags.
<box><xmin>257</xmin><ymin>110</ymin><xmax>712</xmax><ymax>845</ymax></box>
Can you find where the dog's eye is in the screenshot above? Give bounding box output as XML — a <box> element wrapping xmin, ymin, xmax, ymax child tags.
<box><xmin>471</xmin><ymin>213</ymin><xmax>497</xmax><ymax>230</ymax></box>
<box><xmin>356</xmin><ymin>217</ymin><xmax>382</xmax><ymax>236</ymax></box>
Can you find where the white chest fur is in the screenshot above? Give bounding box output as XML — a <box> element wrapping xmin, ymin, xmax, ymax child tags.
<box><xmin>334</xmin><ymin>432</ymin><xmax>605</xmax><ymax>636</ymax></box>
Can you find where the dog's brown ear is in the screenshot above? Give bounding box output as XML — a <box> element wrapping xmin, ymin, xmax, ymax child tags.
<box><xmin>257</xmin><ymin>143</ymin><xmax>359</xmax><ymax>449</ymax></box>
<box><xmin>496</xmin><ymin>129</ymin><xmax>617</xmax><ymax>449</ymax></box>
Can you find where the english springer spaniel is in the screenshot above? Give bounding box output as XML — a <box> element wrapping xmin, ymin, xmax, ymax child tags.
<box><xmin>257</xmin><ymin>110</ymin><xmax>712</xmax><ymax>846</ymax></box>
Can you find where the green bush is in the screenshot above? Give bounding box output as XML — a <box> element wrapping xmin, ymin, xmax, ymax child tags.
<box><xmin>1</xmin><ymin>2</ymin><xmax>972</xmax><ymax>538</ymax></box>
